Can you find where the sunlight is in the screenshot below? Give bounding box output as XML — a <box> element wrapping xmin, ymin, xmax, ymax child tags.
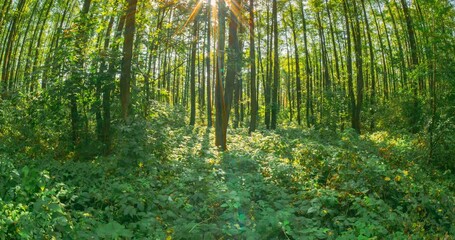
<box><xmin>208</xmin><ymin>0</ymin><xmax>216</xmax><ymax>7</ymax></box>
<box><xmin>176</xmin><ymin>0</ymin><xmax>248</xmax><ymax>36</ymax></box>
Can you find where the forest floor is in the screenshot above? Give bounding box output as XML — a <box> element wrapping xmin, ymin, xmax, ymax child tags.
<box><xmin>1</xmin><ymin>125</ymin><xmax>454</xmax><ymax>239</ymax></box>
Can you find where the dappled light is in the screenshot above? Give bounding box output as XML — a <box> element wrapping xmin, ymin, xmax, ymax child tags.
<box><xmin>0</xmin><ymin>0</ymin><xmax>454</xmax><ymax>238</ymax></box>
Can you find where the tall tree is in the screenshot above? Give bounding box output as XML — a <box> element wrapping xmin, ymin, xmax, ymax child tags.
<box><xmin>289</xmin><ymin>4</ymin><xmax>302</xmax><ymax>126</ymax></box>
<box><xmin>215</xmin><ymin>0</ymin><xmax>227</xmax><ymax>149</ymax></box>
<box><xmin>96</xmin><ymin>16</ymin><xmax>115</xmax><ymax>143</ymax></box>
<box><xmin>299</xmin><ymin>0</ymin><xmax>314</xmax><ymax>127</ymax></box>
<box><xmin>352</xmin><ymin>0</ymin><xmax>364</xmax><ymax>133</ymax></box>
<box><xmin>120</xmin><ymin>0</ymin><xmax>138</xmax><ymax>121</ymax></box>
<box><xmin>343</xmin><ymin>0</ymin><xmax>356</xmax><ymax>133</ymax></box>
<box><xmin>248</xmin><ymin>0</ymin><xmax>257</xmax><ymax>133</ymax></box>
<box><xmin>270</xmin><ymin>0</ymin><xmax>279</xmax><ymax>129</ymax></box>
<box><xmin>190</xmin><ymin>15</ymin><xmax>199</xmax><ymax>126</ymax></box>
<box><xmin>68</xmin><ymin>0</ymin><xmax>91</xmax><ymax>146</ymax></box>
<box><xmin>206</xmin><ymin>0</ymin><xmax>213</xmax><ymax>127</ymax></box>
<box><xmin>1</xmin><ymin>0</ymin><xmax>26</xmax><ymax>97</ymax></box>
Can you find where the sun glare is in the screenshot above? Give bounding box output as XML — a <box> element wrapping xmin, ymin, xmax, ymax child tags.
<box><xmin>208</xmin><ymin>0</ymin><xmax>217</xmax><ymax>7</ymax></box>
<box><xmin>176</xmin><ymin>0</ymin><xmax>247</xmax><ymax>36</ymax></box>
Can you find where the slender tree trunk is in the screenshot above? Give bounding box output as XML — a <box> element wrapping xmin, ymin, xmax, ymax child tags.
<box><xmin>96</xmin><ymin>16</ymin><xmax>114</xmax><ymax>142</ymax></box>
<box><xmin>399</xmin><ymin>0</ymin><xmax>420</xmax><ymax>133</ymax></box>
<box><xmin>103</xmin><ymin>14</ymin><xmax>125</xmax><ymax>154</ymax></box>
<box><xmin>361</xmin><ymin>0</ymin><xmax>375</xmax><ymax>130</ymax></box>
<box><xmin>370</xmin><ymin>0</ymin><xmax>388</xmax><ymax>100</ymax></box>
<box><xmin>326</xmin><ymin>0</ymin><xmax>340</xmax><ymax>86</ymax></box>
<box><xmin>285</xmin><ymin>35</ymin><xmax>293</xmax><ymax>122</ymax></box>
<box><xmin>223</xmin><ymin>0</ymin><xmax>241</xmax><ymax>137</ymax></box>
<box><xmin>343</xmin><ymin>0</ymin><xmax>355</xmax><ymax>133</ymax></box>
<box><xmin>289</xmin><ymin>5</ymin><xmax>302</xmax><ymax>126</ymax></box>
<box><xmin>387</xmin><ymin>1</ymin><xmax>406</xmax><ymax>90</ymax></box>
<box><xmin>190</xmin><ymin>17</ymin><xmax>199</xmax><ymax>126</ymax></box>
<box><xmin>120</xmin><ymin>0</ymin><xmax>138</xmax><ymax>121</ymax></box>
<box><xmin>12</xmin><ymin>0</ymin><xmax>39</xmax><ymax>91</ymax></box>
<box><xmin>270</xmin><ymin>0</ymin><xmax>279</xmax><ymax>129</ymax></box>
<box><xmin>1</xmin><ymin>0</ymin><xmax>25</xmax><ymax>98</ymax></box>
<box><xmin>0</xmin><ymin>0</ymin><xmax>12</xmax><ymax>33</ymax></box>
<box><xmin>215</xmin><ymin>0</ymin><xmax>227</xmax><ymax>149</ymax></box>
<box><xmin>299</xmin><ymin>1</ymin><xmax>313</xmax><ymax>127</ymax></box>
<box><xmin>264</xmin><ymin>1</ymin><xmax>272</xmax><ymax>129</ymax></box>
<box><xmin>352</xmin><ymin>0</ymin><xmax>363</xmax><ymax>134</ymax></box>
<box><xmin>248</xmin><ymin>0</ymin><xmax>257</xmax><ymax>133</ymax></box>
<box><xmin>400</xmin><ymin>0</ymin><xmax>419</xmax><ymax>93</ymax></box>
<box><xmin>68</xmin><ymin>0</ymin><xmax>91</xmax><ymax>147</ymax></box>
<box><xmin>30</xmin><ymin>0</ymin><xmax>53</xmax><ymax>92</ymax></box>
<box><xmin>206</xmin><ymin>0</ymin><xmax>213</xmax><ymax>127</ymax></box>
<box><xmin>316</xmin><ymin>11</ymin><xmax>331</xmax><ymax>92</ymax></box>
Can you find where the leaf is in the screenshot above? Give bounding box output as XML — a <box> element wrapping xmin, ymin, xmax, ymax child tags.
<box><xmin>48</xmin><ymin>203</ymin><xmax>63</xmax><ymax>213</ymax></box>
<box><xmin>21</xmin><ymin>166</ymin><xmax>30</xmax><ymax>177</ymax></box>
<box><xmin>96</xmin><ymin>221</ymin><xmax>133</xmax><ymax>239</ymax></box>
<box><xmin>307</xmin><ymin>206</ymin><xmax>319</xmax><ymax>214</ymax></box>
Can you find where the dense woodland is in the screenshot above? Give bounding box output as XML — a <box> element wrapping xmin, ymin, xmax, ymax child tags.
<box><xmin>0</xmin><ymin>0</ymin><xmax>454</xmax><ymax>239</ymax></box>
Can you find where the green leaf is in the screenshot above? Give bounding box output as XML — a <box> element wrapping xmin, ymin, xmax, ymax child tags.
<box><xmin>307</xmin><ymin>206</ymin><xmax>319</xmax><ymax>214</ymax></box>
<box><xmin>96</xmin><ymin>221</ymin><xmax>133</xmax><ymax>239</ymax></box>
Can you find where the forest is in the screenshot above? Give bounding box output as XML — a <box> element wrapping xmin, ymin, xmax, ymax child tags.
<box><xmin>0</xmin><ymin>0</ymin><xmax>454</xmax><ymax>238</ymax></box>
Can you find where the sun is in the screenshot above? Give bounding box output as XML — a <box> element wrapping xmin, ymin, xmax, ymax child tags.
<box><xmin>207</xmin><ymin>0</ymin><xmax>217</xmax><ymax>7</ymax></box>
<box><xmin>176</xmin><ymin>0</ymin><xmax>247</xmax><ymax>36</ymax></box>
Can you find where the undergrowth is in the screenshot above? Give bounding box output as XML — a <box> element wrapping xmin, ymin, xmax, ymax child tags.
<box><xmin>0</xmin><ymin>124</ymin><xmax>454</xmax><ymax>239</ymax></box>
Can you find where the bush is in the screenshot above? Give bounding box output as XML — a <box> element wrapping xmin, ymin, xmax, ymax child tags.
<box><xmin>429</xmin><ymin>116</ymin><xmax>455</xmax><ymax>171</ymax></box>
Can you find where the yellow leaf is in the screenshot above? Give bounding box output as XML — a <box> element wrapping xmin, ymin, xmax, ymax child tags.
<box><xmin>403</xmin><ymin>170</ymin><xmax>409</xmax><ymax>176</ymax></box>
<box><xmin>395</xmin><ymin>175</ymin><xmax>401</xmax><ymax>182</ymax></box>
<box><xmin>384</xmin><ymin>177</ymin><xmax>391</xmax><ymax>181</ymax></box>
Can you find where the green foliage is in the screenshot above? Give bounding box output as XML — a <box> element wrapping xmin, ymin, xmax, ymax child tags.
<box><xmin>0</xmin><ymin>113</ymin><xmax>454</xmax><ymax>239</ymax></box>
<box><xmin>429</xmin><ymin>116</ymin><xmax>455</xmax><ymax>171</ymax></box>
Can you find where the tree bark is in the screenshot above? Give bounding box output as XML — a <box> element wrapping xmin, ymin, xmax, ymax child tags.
<box><xmin>270</xmin><ymin>0</ymin><xmax>279</xmax><ymax>129</ymax></box>
<box><xmin>248</xmin><ymin>0</ymin><xmax>257</xmax><ymax>133</ymax></box>
<box><xmin>289</xmin><ymin>5</ymin><xmax>302</xmax><ymax>126</ymax></box>
<box><xmin>215</xmin><ymin>0</ymin><xmax>227</xmax><ymax>149</ymax></box>
<box><xmin>206</xmin><ymin>0</ymin><xmax>213</xmax><ymax>127</ymax></box>
<box><xmin>190</xmin><ymin>17</ymin><xmax>199</xmax><ymax>126</ymax></box>
<box><xmin>120</xmin><ymin>0</ymin><xmax>138</xmax><ymax>121</ymax></box>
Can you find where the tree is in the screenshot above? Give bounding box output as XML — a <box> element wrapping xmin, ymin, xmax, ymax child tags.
<box><xmin>352</xmin><ymin>0</ymin><xmax>364</xmax><ymax>134</ymax></box>
<box><xmin>68</xmin><ymin>0</ymin><xmax>91</xmax><ymax>146</ymax></box>
<box><xmin>248</xmin><ymin>0</ymin><xmax>257</xmax><ymax>133</ymax></box>
<box><xmin>215</xmin><ymin>0</ymin><xmax>227</xmax><ymax>149</ymax></box>
<box><xmin>289</xmin><ymin>3</ymin><xmax>302</xmax><ymax>126</ymax></box>
<box><xmin>206</xmin><ymin>0</ymin><xmax>213</xmax><ymax>127</ymax></box>
<box><xmin>1</xmin><ymin>0</ymin><xmax>26</xmax><ymax>97</ymax></box>
<box><xmin>120</xmin><ymin>0</ymin><xmax>138</xmax><ymax>121</ymax></box>
<box><xmin>190</xmin><ymin>14</ymin><xmax>199</xmax><ymax>126</ymax></box>
<box><xmin>270</xmin><ymin>0</ymin><xmax>279</xmax><ymax>130</ymax></box>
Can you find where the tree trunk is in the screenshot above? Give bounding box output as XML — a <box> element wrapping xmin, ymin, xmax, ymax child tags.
<box><xmin>1</xmin><ymin>0</ymin><xmax>26</xmax><ymax>98</ymax></box>
<box><xmin>69</xmin><ymin>0</ymin><xmax>91</xmax><ymax>147</ymax></box>
<box><xmin>206</xmin><ymin>0</ymin><xmax>213</xmax><ymax>127</ymax></box>
<box><xmin>299</xmin><ymin>1</ymin><xmax>313</xmax><ymax>127</ymax></box>
<box><xmin>248</xmin><ymin>0</ymin><xmax>257</xmax><ymax>133</ymax></box>
<box><xmin>289</xmin><ymin>5</ymin><xmax>302</xmax><ymax>126</ymax></box>
<box><xmin>270</xmin><ymin>0</ymin><xmax>279</xmax><ymax>129</ymax></box>
<box><xmin>103</xmin><ymin>14</ymin><xmax>125</xmax><ymax>155</ymax></box>
<box><xmin>120</xmin><ymin>0</ymin><xmax>137</xmax><ymax>121</ymax></box>
<box><xmin>190</xmin><ymin>17</ymin><xmax>199</xmax><ymax>126</ymax></box>
<box><xmin>215</xmin><ymin>0</ymin><xmax>227</xmax><ymax>149</ymax></box>
<box><xmin>352</xmin><ymin>0</ymin><xmax>363</xmax><ymax>134</ymax></box>
<box><xmin>343</xmin><ymin>0</ymin><xmax>356</xmax><ymax>133</ymax></box>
